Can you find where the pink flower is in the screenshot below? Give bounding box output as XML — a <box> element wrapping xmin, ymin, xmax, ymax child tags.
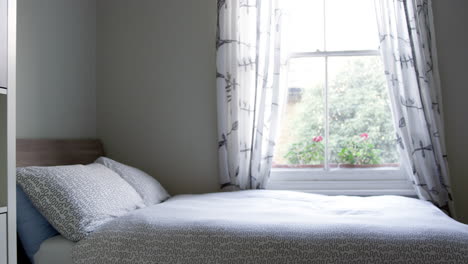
<box><xmin>312</xmin><ymin>136</ymin><xmax>323</xmax><ymax>142</ymax></box>
<box><xmin>360</xmin><ymin>133</ymin><xmax>369</xmax><ymax>140</ymax></box>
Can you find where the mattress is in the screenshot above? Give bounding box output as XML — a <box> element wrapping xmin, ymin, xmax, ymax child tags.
<box><xmin>72</xmin><ymin>190</ymin><xmax>468</xmax><ymax>264</ymax></box>
<box><xmin>34</xmin><ymin>235</ymin><xmax>75</xmax><ymax>264</ymax></box>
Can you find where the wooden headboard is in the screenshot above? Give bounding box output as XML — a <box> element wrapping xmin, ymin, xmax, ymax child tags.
<box><xmin>16</xmin><ymin>139</ymin><xmax>105</xmax><ymax>167</ymax></box>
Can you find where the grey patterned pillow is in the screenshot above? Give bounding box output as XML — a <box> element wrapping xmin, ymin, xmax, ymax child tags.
<box><xmin>17</xmin><ymin>164</ymin><xmax>146</xmax><ymax>242</ymax></box>
<box><xmin>95</xmin><ymin>157</ymin><xmax>170</xmax><ymax>206</ymax></box>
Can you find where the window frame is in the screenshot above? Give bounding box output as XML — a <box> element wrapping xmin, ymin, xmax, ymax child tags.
<box><xmin>270</xmin><ymin>16</ymin><xmax>416</xmax><ymax>196</ymax></box>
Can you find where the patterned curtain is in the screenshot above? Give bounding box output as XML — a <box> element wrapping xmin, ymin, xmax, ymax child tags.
<box><xmin>375</xmin><ymin>0</ymin><xmax>453</xmax><ymax>211</ymax></box>
<box><xmin>216</xmin><ymin>0</ymin><xmax>283</xmax><ymax>190</ymax></box>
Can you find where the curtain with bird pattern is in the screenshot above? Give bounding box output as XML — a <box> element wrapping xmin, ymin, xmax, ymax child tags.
<box><xmin>216</xmin><ymin>0</ymin><xmax>284</xmax><ymax>190</ymax></box>
<box><xmin>375</xmin><ymin>0</ymin><xmax>453</xmax><ymax>212</ymax></box>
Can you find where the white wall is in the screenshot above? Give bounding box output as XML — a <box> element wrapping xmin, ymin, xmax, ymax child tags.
<box><xmin>96</xmin><ymin>0</ymin><xmax>219</xmax><ymax>195</ymax></box>
<box><xmin>432</xmin><ymin>0</ymin><xmax>468</xmax><ymax>223</ymax></box>
<box><xmin>17</xmin><ymin>0</ymin><xmax>96</xmax><ymax>138</ymax></box>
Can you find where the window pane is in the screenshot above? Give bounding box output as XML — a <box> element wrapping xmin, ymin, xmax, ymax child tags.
<box><xmin>273</xmin><ymin>58</ymin><xmax>325</xmax><ymax>167</ymax></box>
<box><xmin>281</xmin><ymin>0</ymin><xmax>324</xmax><ymax>52</ymax></box>
<box><xmin>325</xmin><ymin>0</ymin><xmax>380</xmax><ymax>51</ymax></box>
<box><xmin>327</xmin><ymin>56</ymin><xmax>398</xmax><ymax>168</ymax></box>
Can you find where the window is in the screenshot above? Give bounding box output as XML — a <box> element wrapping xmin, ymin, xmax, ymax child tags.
<box><xmin>270</xmin><ymin>0</ymin><xmax>414</xmax><ymax>195</ymax></box>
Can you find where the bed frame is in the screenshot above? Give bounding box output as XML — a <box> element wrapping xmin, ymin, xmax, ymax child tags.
<box><xmin>16</xmin><ymin>138</ymin><xmax>105</xmax><ymax>263</ymax></box>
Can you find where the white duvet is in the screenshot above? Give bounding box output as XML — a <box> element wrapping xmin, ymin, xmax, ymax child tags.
<box><xmin>72</xmin><ymin>190</ymin><xmax>468</xmax><ymax>264</ymax></box>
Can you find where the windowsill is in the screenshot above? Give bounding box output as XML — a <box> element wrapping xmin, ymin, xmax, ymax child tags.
<box><xmin>267</xmin><ymin>167</ymin><xmax>417</xmax><ymax>197</ymax></box>
<box><xmin>272</xmin><ymin>163</ymin><xmax>399</xmax><ymax>169</ymax></box>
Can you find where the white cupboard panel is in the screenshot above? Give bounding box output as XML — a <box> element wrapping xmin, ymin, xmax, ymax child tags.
<box><xmin>0</xmin><ymin>96</ymin><xmax>5</xmax><ymax>208</ymax></box>
<box><xmin>0</xmin><ymin>0</ymin><xmax>6</xmax><ymax>89</ymax></box>
<box><xmin>0</xmin><ymin>213</ymin><xmax>6</xmax><ymax>264</ymax></box>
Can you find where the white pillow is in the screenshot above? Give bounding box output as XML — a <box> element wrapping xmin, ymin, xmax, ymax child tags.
<box><xmin>95</xmin><ymin>157</ymin><xmax>170</xmax><ymax>206</ymax></box>
<box><xmin>17</xmin><ymin>164</ymin><xmax>145</xmax><ymax>242</ymax></box>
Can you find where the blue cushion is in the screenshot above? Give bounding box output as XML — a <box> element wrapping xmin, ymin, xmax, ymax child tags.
<box><xmin>16</xmin><ymin>185</ymin><xmax>59</xmax><ymax>263</ymax></box>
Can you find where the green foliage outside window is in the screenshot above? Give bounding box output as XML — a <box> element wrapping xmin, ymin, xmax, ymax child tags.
<box><xmin>285</xmin><ymin>136</ymin><xmax>324</xmax><ymax>165</ymax></box>
<box><xmin>284</xmin><ymin>57</ymin><xmax>398</xmax><ymax>165</ymax></box>
<box><xmin>337</xmin><ymin>134</ymin><xmax>381</xmax><ymax>165</ymax></box>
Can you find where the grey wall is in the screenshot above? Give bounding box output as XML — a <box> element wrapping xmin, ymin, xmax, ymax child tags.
<box><xmin>17</xmin><ymin>0</ymin><xmax>96</xmax><ymax>138</ymax></box>
<box><xmin>15</xmin><ymin>0</ymin><xmax>468</xmax><ymax>221</ymax></box>
<box><xmin>95</xmin><ymin>0</ymin><xmax>468</xmax><ymax>218</ymax></box>
<box><xmin>96</xmin><ymin>0</ymin><xmax>219</xmax><ymax>195</ymax></box>
<box><xmin>432</xmin><ymin>1</ymin><xmax>468</xmax><ymax>223</ymax></box>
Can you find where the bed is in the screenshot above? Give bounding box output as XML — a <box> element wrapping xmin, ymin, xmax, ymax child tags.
<box><xmin>17</xmin><ymin>139</ymin><xmax>468</xmax><ymax>264</ymax></box>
